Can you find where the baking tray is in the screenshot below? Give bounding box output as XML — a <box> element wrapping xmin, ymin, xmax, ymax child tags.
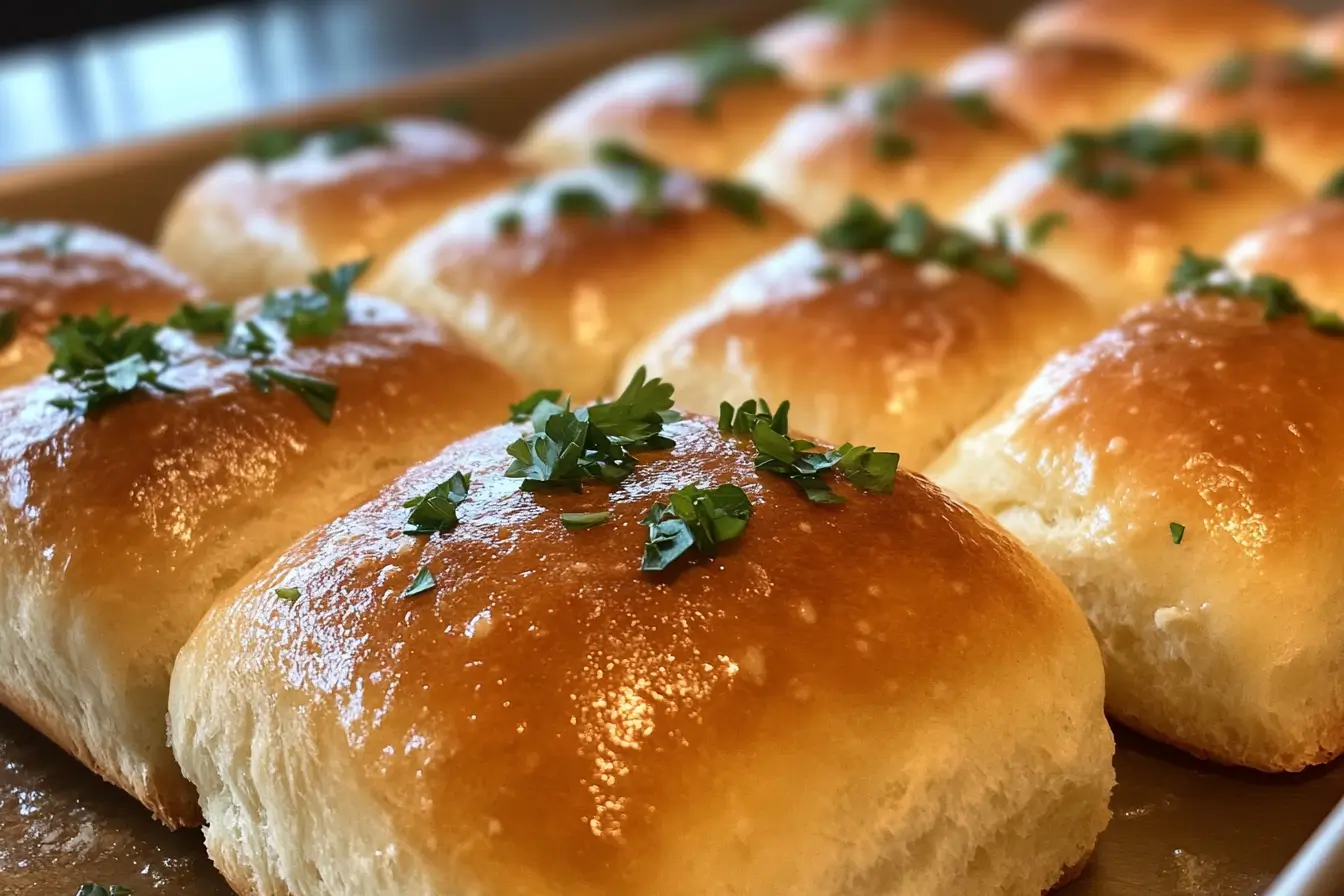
<box><xmin>1</xmin><ymin>1</ymin><xmax>1342</xmax><ymax>893</ymax></box>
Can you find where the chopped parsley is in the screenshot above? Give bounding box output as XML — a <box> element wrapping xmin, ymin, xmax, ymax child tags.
<box><xmin>949</xmin><ymin>91</ymin><xmax>997</xmax><ymax>128</ymax></box>
<box><xmin>814</xmin><ymin>0</ymin><xmax>892</xmax><ymax>25</ymax></box>
<box><xmin>706</xmin><ymin>178</ymin><xmax>765</xmax><ymax>225</ymax></box>
<box><xmin>237</xmin><ymin>120</ymin><xmax>391</xmax><ymax>164</ymax></box>
<box><xmin>1166</xmin><ymin>249</ymin><xmax>1344</xmax><ymax>334</ymax></box>
<box><xmin>494</xmin><ymin>209</ymin><xmax>523</xmax><ymax>237</ymax></box>
<box><xmin>0</xmin><ymin>309</ymin><xmax>16</xmax><ymax>350</ymax></box>
<box><xmin>508</xmin><ymin>388</ymin><xmax>564</xmax><ymax>422</ymax></box>
<box><xmin>47</xmin><ymin>226</ymin><xmax>74</xmax><ymax>258</ymax></box>
<box><xmin>1169</xmin><ymin>522</ymin><xmax>1185</xmax><ymax>545</ymax></box>
<box><xmin>641</xmin><ymin>483</ymin><xmax>752</xmax><ymax>571</ymax></box>
<box><xmin>813</xmin><ymin>263</ymin><xmax>844</xmax><ymax>282</ymax></box>
<box><xmin>1024</xmin><ymin>211</ymin><xmax>1068</xmax><ymax>249</ymax></box>
<box><xmin>821</xmin><ymin>85</ymin><xmax>849</xmax><ymax>105</ymax></box>
<box><xmin>1319</xmin><ymin>168</ymin><xmax>1344</xmax><ymax>199</ymax></box>
<box><xmin>1047</xmin><ymin>123</ymin><xmax>1262</xmax><ymax>198</ymax></box>
<box><xmin>1284</xmin><ymin>50</ymin><xmax>1338</xmax><ymax>85</ymax></box>
<box><xmin>719</xmin><ymin>398</ymin><xmax>899</xmax><ymax>503</ymax></box>
<box><xmin>561</xmin><ymin>510</ymin><xmax>613</xmax><ymax>531</ymax></box>
<box><xmin>403</xmin><ymin>471</ymin><xmax>471</xmax><ymax>535</ymax></box>
<box><xmin>167</xmin><ymin>302</ymin><xmax>234</xmax><ymax>335</ymax></box>
<box><xmin>873</xmin><ymin>129</ymin><xmax>916</xmax><ymax>161</ymax></box>
<box><xmin>247</xmin><ymin>367</ymin><xmax>339</xmax><ymax>422</ymax></box>
<box><xmin>1209</xmin><ymin>52</ymin><xmax>1254</xmax><ymax>92</ymax></box>
<box><xmin>237</xmin><ymin>128</ymin><xmax>304</xmax><ymax>163</ymax></box>
<box><xmin>816</xmin><ymin>196</ymin><xmax>894</xmax><ymax>251</ymax></box>
<box><xmin>323</xmin><ymin>120</ymin><xmax>392</xmax><ymax>156</ymax></box>
<box><xmin>402</xmin><ymin>566</ymin><xmax>436</xmax><ymax>598</ymax></box>
<box><xmin>872</xmin><ymin>73</ymin><xmax>925</xmax><ymax>117</ymax></box>
<box><xmin>46</xmin><ymin>310</ymin><xmax>179</xmax><ymax>415</ymax></box>
<box><xmin>75</xmin><ymin>886</ymin><xmax>133</xmax><ymax>896</ymax></box>
<box><xmin>552</xmin><ymin>186</ymin><xmax>612</xmax><ymax>220</ymax></box>
<box><xmin>259</xmin><ymin>257</ymin><xmax>369</xmax><ymax>339</ymax></box>
<box><xmin>595</xmin><ymin>139</ymin><xmax>668</xmax><ymax>217</ymax></box>
<box><xmin>687</xmin><ymin>33</ymin><xmax>781</xmax><ymax>118</ymax></box>
<box><xmin>275</xmin><ymin>587</ymin><xmax>300</xmax><ymax>602</ymax></box>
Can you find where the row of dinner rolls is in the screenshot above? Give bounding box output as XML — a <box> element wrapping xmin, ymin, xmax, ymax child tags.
<box><xmin>3</xmin><ymin>0</ymin><xmax>1343</xmax><ymax>893</ymax></box>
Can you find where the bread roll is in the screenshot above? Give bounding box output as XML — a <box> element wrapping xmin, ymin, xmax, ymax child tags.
<box><xmin>1140</xmin><ymin>50</ymin><xmax>1344</xmax><ymax>193</ymax></box>
<box><xmin>1305</xmin><ymin>10</ymin><xmax>1344</xmax><ymax>62</ymax></box>
<box><xmin>932</xmin><ymin>287</ymin><xmax>1344</xmax><ymax>771</ymax></box>
<box><xmin>169</xmin><ymin>410</ymin><xmax>1114</xmax><ymax>895</ymax></box>
<box><xmin>1013</xmin><ymin>0</ymin><xmax>1306</xmax><ymax>76</ymax></box>
<box><xmin>371</xmin><ymin>151</ymin><xmax>800</xmax><ymax>399</ymax></box>
<box><xmin>1226</xmin><ymin>188</ymin><xmax>1344</xmax><ymax>313</ymax></box>
<box><xmin>753</xmin><ymin>1</ymin><xmax>986</xmax><ymax>91</ymax></box>
<box><xmin>0</xmin><ymin>285</ymin><xmax>517</xmax><ymax>827</ymax></box>
<box><xmin>941</xmin><ymin>42</ymin><xmax>1166</xmax><ymax>143</ymax></box>
<box><xmin>960</xmin><ymin>123</ymin><xmax>1301</xmax><ymax>318</ymax></box>
<box><xmin>622</xmin><ymin>202</ymin><xmax>1098</xmax><ymax>469</ymax></box>
<box><xmin>515</xmin><ymin>36</ymin><xmax>806</xmax><ymax>177</ymax></box>
<box><xmin>158</xmin><ymin>117</ymin><xmax>522</xmax><ymax>301</ymax></box>
<box><xmin>741</xmin><ymin>75</ymin><xmax>1037</xmax><ymax>227</ymax></box>
<box><xmin>0</xmin><ymin>221</ymin><xmax>204</xmax><ymax>389</ymax></box>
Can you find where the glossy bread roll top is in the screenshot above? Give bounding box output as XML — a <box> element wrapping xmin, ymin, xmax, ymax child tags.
<box><xmin>623</xmin><ymin>200</ymin><xmax>1098</xmax><ymax>469</ymax></box>
<box><xmin>515</xmin><ymin>36</ymin><xmax>807</xmax><ymax>177</ymax></box>
<box><xmin>941</xmin><ymin>42</ymin><xmax>1166</xmax><ymax>143</ymax></box>
<box><xmin>1141</xmin><ymin>50</ymin><xmax>1344</xmax><ymax>193</ymax></box>
<box><xmin>0</xmin><ymin>221</ymin><xmax>204</xmax><ymax>389</ymax></box>
<box><xmin>1226</xmin><ymin>179</ymin><xmax>1344</xmax><ymax>313</ymax></box>
<box><xmin>753</xmin><ymin>1</ymin><xmax>986</xmax><ymax>91</ymax></box>
<box><xmin>0</xmin><ymin>285</ymin><xmax>517</xmax><ymax>825</ymax></box>
<box><xmin>931</xmin><ymin>284</ymin><xmax>1344</xmax><ymax>771</ymax></box>
<box><xmin>372</xmin><ymin>147</ymin><xmax>800</xmax><ymax>399</ymax></box>
<box><xmin>960</xmin><ymin>122</ymin><xmax>1301</xmax><ymax>319</ymax></box>
<box><xmin>1013</xmin><ymin>0</ymin><xmax>1306</xmax><ymax>76</ymax></box>
<box><xmin>170</xmin><ymin>413</ymin><xmax>1113</xmax><ymax>895</ymax></box>
<box><xmin>158</xmin><ymin>117</ymin><xmax>523</xmax><ymax>300</ymax></box>
<box><xmin>741</xmin><ymin>74</ymin><xmax>1037</xmax><ymax>228</ymax></box>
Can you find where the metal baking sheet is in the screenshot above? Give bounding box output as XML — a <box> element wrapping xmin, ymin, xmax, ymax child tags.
<box><xmin>1</xmin><ymin>2</ymin><xmax>1341</xmax><ymax>893</ymax></box>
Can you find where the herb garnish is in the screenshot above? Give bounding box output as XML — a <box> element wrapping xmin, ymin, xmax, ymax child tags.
<box><xmin>247</xmin><ymin>368</ymin><xmax>339</xmax><ymax>422</ymax></box>
<box><xmin>593</xmin><ymin>139</ymin><xmax>766</xmax><ymax>225</ymax></box>
<box><xmin>949</xmin><ymin>91</ymin><xmax>997</xmax><ymax>127</ymax></box>
<box><xmin>552</xmin><ymin>187</ymin><xmax>612</xmax><ymax>221</ymax></box>
<box><xmin>814</xmin><ymin>0</ymin><xmax>891</xmax><ymax>25</ymax></box>
<box><xmin>275</xmin><ymin>587</ymin><xmax>300</xmax><ymax>602</ymax></box>
<box><xmin>508</xmin><ymin>389</ymin><xmax>564</xmax><ymax>422</ymax></box>
<box><xmin>259</xmin><ymin>258</ymin><xmax>369</xmax><ymax>339</ymax></box>
<box><xmin>46</xmin><ymin>310</ymin><xmax>179</xmax><ymax>415</ymax></box>
<box><xmin>403</xmin><ymin>471</ymin><xmax>471</xmax><ymax>535</ymax></box>
<box><xmin>1285</xmin><ymin>50</ymin><xmax>1338</xmax><ymax>85</ymax></box>
<box><xmin>687</xmin><ymin>33</ymin><xmax>781</xmax><ymax>118</ymax></box>
<box><xmin>75</xmin><ymin>886</ymin><xmax>133</xmax><ymax>896</ymax></box>
<box><xmin>168</xmin><ymin>302</ymin><xmax>234</xmax><ymax>335</ymax></box>
<box><xmin>1209</xmin><ymin>52</ymin><xmax>1254</xmax><ymax>92</ymax></box>
<box><xmin>1046</xmin><ymin>123</ymin><xmax>1262</xmax><ymax>198</ymax></box>
<box><xmin>1169</xmin><ymin>522</ymin><xmax>1185</xmax><ymax>545</ymax></box>
<box><xmin>237</xmin><ymin>128</ymin><xmax>304</xmax><ymax>163</ymax></box>
<box><xmin>706</xmin><ymin>178</ymin><xmax>765</xmax><ymax>225</ymax></box>
<box><xmin>817</xmin><ymin>198</ymin><xmax>1020</xmax><ymax>287</ymax></box>
<box><xmin>494</xmin><ymin>209</ymin><xmax>524</xmax><ymax>237</ymax></box>
<box><xmin>1025</xmin><ymin>211</ymin><xmax>1068</xmax><ymax>249</ymax></box>
<box><xmin>47</xmin><ymin>226</ymin><xmax>74</xmax><ymax>258</ymax></box>
<box><xmin>1319</xmin><ymin>168</ymin><xmax>1344</xmax><ymax>199</ymax></box>
<box><xmin>1205</xmin><ymin>50</ymin><xmax>1338</xmax><ymax>92</ymax></box>
<box><xmin>718</xmin><ymin>398</ymin><xmax>899</xmax><ymax>503</ymax></box>
<box><xmin>1166</xmin><ymin>249</ymin><xmax>1344</xmax><ymax>334</ymax></box>
<box><xmin>237</xmin><ymin>120</ymin><xmax>391</xmax><ymax>164</ymax></box>
<box><xmin>402</xmin><ymin>566</ymin><xmax>436</xmax><ymax>598</ymax></box>
<box><xmin>0</xmin><ymin>309</ymin><xmax>16</xmax><ymax>351</ymax></box>
<box><xmin>561</xmin><ymin>510</ymin><xmax>613</xmax><ymax>531</ymax></box>
<box><xmin>641</xmin><ymin>483</ymin><xmax>752</xmax><ymax>571</ymax></box>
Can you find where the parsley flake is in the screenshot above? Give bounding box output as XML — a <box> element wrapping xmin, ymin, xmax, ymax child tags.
<box><xmin>641</xmin><ymin>483</ymin><xmax>752</xmax><ymax>571</ymax></box>
<box><xmin>0</xmin><ymin>309</ymin><xmax>16</xmax><ymax>351</ymax></box>
<box><xmin>1319</xmin><ymin>168</ymin><xmax>1344</xmax><ymax>199</ymax></box>
<box><xmin>872</xmin><ymin>73</ymin><xmax>925</xmax><ymax>117</ymax></box>
<box><xmin>1025</xmin><ymin>211</ymin><xmax>1068</xmax><ymax>249</ymax></box>
<box><xmin>1209</xmin><ymin>52</ymin><xmax>1254</xmax><ymax>92</ymax></box>
<box><xmin>552</xmin><ymin>187</ymin><xmax>612</xmax><ymax>220</ymax></box>
<box><xmin>561</xmin><ymin>510</ymin><xmax>613</xmax><ymax>531</ymax></box>
<box><xmin>706</xmin><ymin>178</ymin><xmax>765</xmax><ymax>225</ymax></box>
<box><xmin>594</xmin><ymin>140</ymin><xmax>668</xmax><ymax>218</ymax></box>
<box><xmin>873</xmin><ymin>128</ymin><xmax>916</xmax><ymax>161</ymax></box>
<box><xmin>248</xmin><ymin>367</ymin><xmax>338</xmax><ymax>422</ymax></box>
<box><xmin>237</xmin><ymin>120</ymin><xmax>391</xmax><ymax>164</ymax></box>
<box><xmin>949</xmin><ymin>91</ymin><xmax>997</xmax><ymax>128</ymax></box>
<box><xmin>168</xmin><ymin>302</ymin><xmax>234</xmax><ymax>335</ymax></box>
<box><xmin>402</xmin><ymin>566</ymin><xmax>436</xmax><ymax>598</ymax></box>
<box><xmin>237</xmin><ymin>128</ymin><xmax>304</xmax><ymax>163</ymax></box>
<box><xmin>1170</xmin><ymin>522</ymin><xmax>1185</xmax><ymax>545</ymax></box>
<box><xmin>1166</xmin><ymin>249</ymin><xmax>1344</xmax><ymax>335</ymax></box>
<box><xmin>687</xmin><ymin>34</ymin><xmax>781</xmax><ymax>118</ymax></box>
<box><xmin>46</xmin><ymin>310</ymin><xmax>179</xmax><ymax>415</ymax></box>
<box><xmin>259</xmin><ymin>258</ymin><xmax>369</xmax><ymax>339</ymax></box>
<box><xmin>1047</xmin><ymin>123</ymin><xmax>1262</xmax><ymax>198</ymax></box>
<box><xmin>46</xmin><ymin>226</ymin><xmax>74</xmax><ymax>258</ymax></box>
<box><xmin>494</xmin><ymin>209</ymin><xmax>523</xmax><ymax>237</ymax></box>
<box><xmin>403</xmin><ymin>471</ymin><xmax>471</xmax><ymax>535</ymax></box>
<box><xmin>274</xmin><ymin>587</ymin><xmax>300</xmax><ymax>602</ymax></box>
<box><xmin>1285</xmin><ymin>50</ymin><xmax>1338</xmax><ymax>85</ymax></box>
<box><xmin>508</xmin><ymin>389</ymin><xmax>565</xmax><ymax>422</ymax></box>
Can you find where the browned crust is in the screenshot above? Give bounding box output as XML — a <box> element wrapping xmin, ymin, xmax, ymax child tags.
<box><xmin>1107</xmin><ymin>705</ymin><xmax>1344</xmax><ymax>775</ymax></box>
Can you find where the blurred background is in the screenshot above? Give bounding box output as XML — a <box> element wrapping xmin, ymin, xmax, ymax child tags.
<box><xmin>0</xmin><ymin>0</ymin><xmax>1337</xmax><ymax>170</ymax></box>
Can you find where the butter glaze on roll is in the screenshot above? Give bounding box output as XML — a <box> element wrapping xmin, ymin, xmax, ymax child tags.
<box><xmin>1305</xmin><ymin>11</ymin><xmax>1344</xmax><ymax>62</ymax></box>
<box><xmin>0</xmin><ymin>294</ymin><xmax>517</xmax><ymax>826</ymax></box>
<box><xmin>753</xmin><ymin>1</ymin><xmax>986</xmax><ymax>91</ymax></box>
<box><xmin>514</xmin><ymin>39</ymin><xmax>806</xmax><ymax>177</ymax></box>
<box><xmin>0</xmin><ymin>221</ymin><xmax>204</xmax><ymax>389</ymax></box>
<box><xmin>1141</xmin><ymin>50</ymin><xmax>1344</xmax><ymax>194</ymax></box>
<box><xmin>941</xmin><ymin>42</ymin><xmax>1166</xmax><ymax>143</ymax></box>
<box><xmin>741</xmin><ymin>77</ymin><xmax>1037</xmax><ymax>227</ymax></box>
<box><xmin>932</xmin><ymin>293</ymin><xmax>1344</xmax><ymax>771</ymax></box>
<box><xmin>170</xmin><ymin>414</ymin><xmax>1114</xmax><ymax>895</ymax></box>
<box><xmin>1226</xmin><ymin>188</ymin><xmax>1344</xmax><ymax>313</ymax></box>
<box><xmin>1013</xmin><ymin>0</ymin><xmax>1306</xmax><ymax>76</ymax></box>
<box><xmin>960</xmin><ymin>125</ymin><xmax>1301</xmax><ymax>319</ymax></box>
<box><xmin>372</xmin><ymin>160</ymin><xmax>800</xmax><ymax>399</ymax></box>
<box><xmin>622</xmin><ymin>213</ymin><xmax>1098</xmax><ymax>469</ymax></box>
<box><xmin>158</xmin><ymin>117</ymin><xmax>522</xmax><ymax>300</ymax></box>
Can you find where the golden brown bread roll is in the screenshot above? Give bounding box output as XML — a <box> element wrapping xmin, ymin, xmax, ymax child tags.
<box><xmin>741</xmin><ymin>74</ymin><xmax>1038</xmax><ymax>227</ymax></box>
<box><xmin>932</xmin><ymin>272</ymin><xmax>1344</xmax><ymax>772</ymax></box>
<box><xmin>960</xmin><ymin>123</ymin><xmax>1301</xmax><ymax>319</ymax></box>
<box><xmin>0</xmin><ymin>221</ymin><xmax>204</xmax><ymax>390</ymax></box>
<box><xmin>372</xmin><ymin>146</ymin><xmax>800</xmax><ymax>400</ymax></box>
<box><xmin>941</xmin><ymin>41</ymin><xmax>1166</xmax><ymax>143</ymax></box>
<box><xmin>1140</xmin><ymin>50</ymin><xmax>1344</xmax><ymax>194</ymax></box>
<box><xmin>0</xmin><ymin>274</ymin><xmax>517</xmax><ymax>827</ymax></box>
<box><xmin>1226</xmin><ymin>178</ymin><xmax>1344</xmax><ymax>313</ymax></box>
<box><xmin>158</xmin><ymin>117</ymin><xmax>522</xmax><ymax>300</ymax></box>
<box><xmin>1013</xmin><ymin>0</ymin><xmax>1306</xmax><ymax>76</ymax></box>
<box><xmin>515</xmin><ymin>35</ymin><xmax>807</xmax><ymax>176</ymax></box>
<box><xmin>1305</xmin><ymin>10</ymin><xmax>1344</xmax><ymax>61</ymax></box>
<box><xmin>753</xmin><ymin>0</ymin><xmax>987</xmax><ymax>91</ymax></box>
<box><xmin>169</xmin><ymin>402</ymin><xmax>1114</xmax><ymax>895</ymax></box>
<box><xmin>622</xmin><ymin>200</ymin><xmax>1098</xmax><ymax>469</ymax></box>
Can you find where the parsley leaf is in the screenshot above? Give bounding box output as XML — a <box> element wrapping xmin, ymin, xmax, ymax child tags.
<box><xmin>495</xmin><ymin>209</ymin><xmax>524</xmax><ymax>237</ymax></box>
<box><xmin>0</xmin><ymin>309</ymin><xmax>16</xmax><ymax>351</ymax></box>
<box><xmin>237</xmin><ymin>128</ymin><xmax>304</xmax><ymax>163</ymax></box>
<box><xmin>259</xmin><ymin>258</ymin><xmax>370</xmax><ymax>338</ymax></box>
<box><xmin>594</xmin><ymin>140</ymin><xmax>668</xmax><ymax>218</ymax></box>
<box><xmin>1319</xmin><ymin>168</ymin><xmax>1344</xmax><ymax>199</ymax></box>
<box><xmin>553</xmin><ymin>187</ymin><xmax>612</xmax><ymax>220</ymax></box>
<box><xmin>1169</xmin><ymin>522</ymin><xmax>1185</xmax><ymax>545</ymax></box>
<box><xmin>872</xmin><ymin>73</ymin><xmax>925</xmax><ymax>117</ymax></box>
<box><xmin>168</xmin><ymin>302</ymin><xmax>234</xmax><ymax>335</ymax></box>
<box><xmin>46</xmin><ymin>310</ymin><xmax>178</xmax><ymax>415</ymax></box>
<box><xmin>817</xmin><ymin>197</ymin><xmax>893</xmax><ymax>252</ymax></box>
<box><xmin>585</xmin><ymin>366</ymin><xmax>679</xmax><ymax>450</ymax></box>
<box><xmin>1209</xmin><ymin>52</ymin><xmax>1254</xmax><ymax>91</ymax></box>
<box><xmin>687</xmin><ymin>33</ymin><xmax>780</xmax><ymax>118</ymax></box>
<box><xmin>274</xmin><ymin>587</ymin><xmax>300</xmax><ymax>603</ymax></box>
<box><xmin>561</xmin><ymin>510</ymin><xmax>613</xmax><ymax>531</ymax></box>
<box><xmin>1047</xmin><ymin>123</ymin><xmax>1262</xmax><ymax>198</ymax></box>
<box><xmin>873</xmin><ymin>129</ymin><xmax>916</xmax><ymax>161</ymax></box>
<box><xmin>223</xmin><ymin>320</ymin><xmax>282</xmax><ymax>359</ymax></box>
<box><xmin>1025</xmin><ymin>211</ymin><xmax>1068</xmax><ymax>249</ymax></box>
<box><xmin>402</xmin><ymin>566</ymin><xmax>436</xmax><ymax>598</ymax></box>
<box><xmin>1166</xmin><ymin>248</ymin><xmax>1344</xmax><ymax>335</ymax></box>
<box><xmin>641</xmin><ymin>483</ymin><xmax>752</xmax><ymax>571</ymax></box>
<box><xmin>249</xmin><ymin>367</ymin><xmax>339</xmax><ymax>422</ymax></box>
<box><xmin>706</xmin><ymin>179</ymin><xmax>765</xmax><ymax>225</ymax></box>
<box><xmin>237</xmin><ymin>120</ymin><xmax>391</xmax><ymax>163</ymax></box>
<box><xmin>949</xmin><ymin>90</ymin><xmax>997</xmax><ymax>128</ymax></box>
<box><xmin>1285</xmin><ymin>49</ymin><xmax>1337</xmax><ymax>85</ymax></box>
<box><xmin>324</xmin><ymin>121</ymin><xmax>392</xmax><ymax>156</ymax></box>
<box><xmin>47</xmin><ymin>226</ymin><xmax>74</xmax><ymax>258</ymax></box>
<box><xmin>403</xmin><ymin>471</ymin><xmax>471</xmax><ymax>535</ymax></box>
<box><xmin>508</xmin><ymin>389</ymin><xmax>565</xmax><ymax>422</ymax></box>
